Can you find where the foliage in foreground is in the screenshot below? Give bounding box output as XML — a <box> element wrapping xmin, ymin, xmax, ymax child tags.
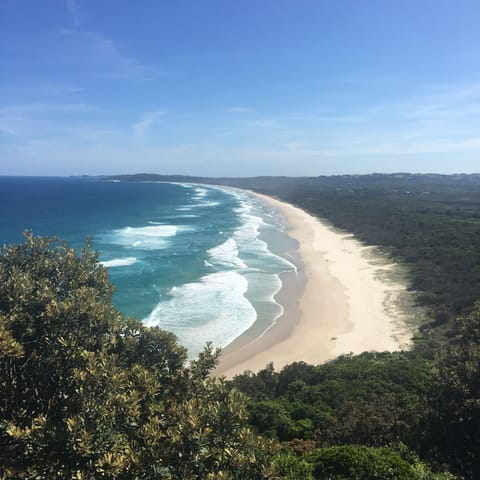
<box><xmin>232</xmin><ymin>304</ymin><xmax>480</xmax><ymax>479</ymax></box>
<box><xmin>0</xmin><ymin>234</ymin><xmax>278</xmax><ymax>479</ymax></box>
<box><xmin>0</xmin><ymin>233</ymin><xmax>470</xmax><ymax>479</ymax></box>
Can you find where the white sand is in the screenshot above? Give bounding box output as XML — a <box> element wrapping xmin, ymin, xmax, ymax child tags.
<box><xmin>214</xmin><ymin>191</ymin><xmax>416</xmax><ymax>378</ymax></box>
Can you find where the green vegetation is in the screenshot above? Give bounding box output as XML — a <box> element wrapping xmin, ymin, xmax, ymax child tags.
<box><xmin>231</xmin><ymin>348</ymin><xmax>472</xmax><ymax>478</ymax></box>
<box><xmin>211</xmin><ymin>173</ymin><xmax>480</xmax><ymax>340</ymax></box>
<box><xmin>228</xmin><ymin>295</ymin><xmax>480</xmax><ymax>479</ymax></box>
<box><xmin>308</xmin><ymin>444</ymin><xmax>444</xmax><ymax>480</ymax></box>
<box><xmin>5</xmin><ymin>173</ymin><xmax>480</xmax><ymax>478</ymax></box>
<box><xmin>223</xmin><ymin>174</ymin><xmax>479</xmax><ymax>479</ymax></box>
<box><xmin>0</xmin><ymin>234</ymin><xmax>278</xmax><ymax>479</ymax></box>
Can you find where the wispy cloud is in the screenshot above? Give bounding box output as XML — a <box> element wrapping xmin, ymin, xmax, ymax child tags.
<box><xmin>4</xmin><ymin>126</ymin><xmax>480</xmax><ymax>178</ymax></box>
<box><xmin>51</xmin><ymin>28</ymin><xmax>163</xmax><ymax>80</ymax></box>
<box><xmin>250</xmin><ymin>118</ymin><xmax>278</xmax><ymax>129</ymax></box>
<box><xmin>65</xmin><ymin>0</ymin><xmax>80</xmax><ymax>27</ymax></box>
<box><xmin>275</xmin><ymin>76</ymin><xmax>386</xmax><ymax>91</ymax></box>
<box><xmin>132</xmin><ymin>111</ymin><xmax>167</xmax><ymax>139</ymax></box>
<box><xmin>58</xmin><ymin>29</ymin><xmax>128</xmax><ymax>64</ymax></box>
<box><xmin>225</xmin><ymin>107</ymin><xmax>254</xmax><ymax>113</ymax></box>
<box><xmin>236</xmin><ymin>81</ymin><xmax>480</xmax><ymax>160</ymax></box>
<box><xmin>359</xmin><ymin>82</ymin><xmax>480</xmax><ymax>145</ymax></box>
<box><xmin>0</xmin><ymin>126</ymin><xmax>19</xmax><ymax>136</ymax></box>
<box><xmin>0</xmin><ymin>102</ymin><xmax>100</xmax><ymax>115</ymax></box>
<box><xmin>3</xmin><ymin>77</ymin><xmax>480</xmax><ymax>176</ymax></box>
<box><xmin>0</xmin><ymin>101</ymin><xmax>106</xmax><ymax>139</ymax></box>
<box><xmin>34</xmin><ymin>83</ymin><xmax>84</xmax><ymax>96</ymax></box>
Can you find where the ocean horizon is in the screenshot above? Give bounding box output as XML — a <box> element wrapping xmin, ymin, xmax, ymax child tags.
<box><xmin>0</xmin><ymin>176</ymin><xmax>297</xmax><ymax>358</ymax></box>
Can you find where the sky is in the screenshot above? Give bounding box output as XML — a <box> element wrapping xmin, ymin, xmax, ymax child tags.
<box><xmin>1</xmin><ymin>0</ymin><xmax>480</xmax><ymax>177</ymax></box>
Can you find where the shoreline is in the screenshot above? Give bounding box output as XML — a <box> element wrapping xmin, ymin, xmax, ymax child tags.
<box><xmin>214</xmin><ymin>190</ymin><xmax>417</xmax><ymax>378</ymax></box>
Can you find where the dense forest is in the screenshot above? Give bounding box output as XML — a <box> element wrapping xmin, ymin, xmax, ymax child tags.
<box><xmin>3</xmin><ymin>173</ymin><xmax>480</xmax><ymax>478</ymax></box>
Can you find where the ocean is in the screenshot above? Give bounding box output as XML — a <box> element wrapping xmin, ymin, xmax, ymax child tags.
<box><xmin>0</xmin><ymin>177</ymin><xmax>297</xmax><ymax>358</ymax></box>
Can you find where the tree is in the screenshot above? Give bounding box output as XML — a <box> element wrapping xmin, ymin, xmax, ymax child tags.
<box><xmin>0</xmin><ymin>234</ymin><xmax>278</xmax><ymax>479</ymax></box>
<box><xmin>424</xmin><ymin>302</ymin><xmax>480</xmax><ymax>479</ymax></box>
<box><xmin>309</xmin><ymin>445</ymin><xmax>455</xmax><ymax>480</ymax></box>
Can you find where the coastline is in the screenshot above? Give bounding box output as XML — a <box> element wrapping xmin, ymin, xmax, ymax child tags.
<box><xmin>214</xmin><ymin>190</ymin><xmax>417</xmax><ymax>378</ymax></box>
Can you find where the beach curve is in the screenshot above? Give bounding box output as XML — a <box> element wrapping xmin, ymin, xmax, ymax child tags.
<box><xmin>214</xmin><ymin>190</ymin><xmax>417</xmax><ymax>378</ymax></box>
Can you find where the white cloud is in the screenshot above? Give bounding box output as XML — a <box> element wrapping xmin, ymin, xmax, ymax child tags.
<box><xmin>250</xmin><ymin>118</ymin><xmax>278</xmax><ymax>129</ymax></box>
<box><xmin>0</xmin><ymin>126</ymin><xmax>18</xmax><ymax>136</ymax></box>
<box><xmin>58</xmin><ymin>29</ymin><xmax>125</xmax><ymax>64</ymax></box>
<box><xmin>225</xmin><ymin>107</ymin><xmax>254</xmax><ymax>113</ymax></box>
<box><xmin>65</xmin><ymin>0</ymin><xmax>80</xmax><ymax>26</ymax></box>
<box><xmin>0</xmin><ymin>102</ymin><xmax>106</xmax><ymax>138</ymax></box>
<box><xmin>132</xmin><ymin>111</ymin><xmax>167</xmax><ymax>139</ymax></box>
<box><xmin>241</xmin><ymin>81</ymin><xmax>480</xmax><ymax>160</ymax></box>
<box><xmin>0</xmin><ymin>102</ymin><xmax>99</xmax><ymax>115</ymax></box>
<box><xmin>53</xmin><ymin>29</ymin><xmax>162</xmax><ymax>80</ymax></box>
<box><xmin>2</xmin><ymin>75</ymin><xmax>480</xmax><ymax>176</ymax></box>
<box><xmin>4</xmin><ymin>128</ymin><xmax>480</xmax><ymax>177</ymax></box>
<box><xmin>36</xmin><ymin>84</ymin><xmax>84</xmax><ymax>96</ymax></box>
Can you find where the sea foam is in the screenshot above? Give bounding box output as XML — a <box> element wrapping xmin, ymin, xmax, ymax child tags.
<box><xmin>99</xmin><ymin>257</ymin><xmax>137</xmax><ymax>268</ymax></box>
<box><xmin>231</xmin><ymin>194</ymin><xmax>296</xmax><ymax>273</ymax></box>
<box><xmin>106</xmin><ymin>183</ymin><xmax>296</xmax><ymax>357</ymax></box>
<box><xmin>207</xmin><ymin>238</ymin><xmax>247</xmax><ymax>269</ymax></box>
<box><xmin>107</xmin><ymin>224</ymin><xmax>188</xmax><ymax>250</ymax></box>
<box><xmin>143</xmin><ymin>271</ymin><xmax>257</xmax><ymax>358</ymax></box>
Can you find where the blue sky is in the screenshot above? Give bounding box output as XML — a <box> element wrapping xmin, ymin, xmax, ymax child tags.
<box><xmin>1</xmin><ymin>0</ymin><xmax>480</xmax><ymax>176</ymax></box>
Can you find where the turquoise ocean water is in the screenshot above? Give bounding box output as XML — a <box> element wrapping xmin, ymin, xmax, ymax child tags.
<box><xmin>0</xmin><ymin>177</ymin><xmax>296</xmax><ymax>358</ymax></box>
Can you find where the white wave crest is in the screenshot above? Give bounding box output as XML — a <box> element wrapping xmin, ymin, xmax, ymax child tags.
<box><xmin>99</xmin><ymin>257</ymin><xmax>137</xmax><ymax>268</ymax></box>
<box><xmin>124</xmin><ymin>225</ymin><xmax>177</xmax><ymax>237</ymax></box>
<box><xmin>193</xmin><ymin>187</ymin><xmax>208</xmax><ymax>198</ymax></box>
<box><xmin>143</xmin><ymin>271</ymin><xmax>256</xmax><ymax>359</ymax></box>
<box><xmin>107</xmin><ymin>224</ymin><xmax>188</xmax><ymax>250</ymax></box>
<box><xmin>207</xmin><ymin>238</ymin><xmax>247</xmax><ymax>269</ymax></box>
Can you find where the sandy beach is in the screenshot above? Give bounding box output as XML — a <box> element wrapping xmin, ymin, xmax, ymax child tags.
<box><xmin>214</xmin><ymin>191</ymin><xmax>417</xmax><ymax>378</ymax></box>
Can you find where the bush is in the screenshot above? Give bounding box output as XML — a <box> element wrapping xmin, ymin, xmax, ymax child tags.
<box><xmin>0</xmin><ymin>234</ymin><xmax>279</xmax><ymax>479</ymax></box>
